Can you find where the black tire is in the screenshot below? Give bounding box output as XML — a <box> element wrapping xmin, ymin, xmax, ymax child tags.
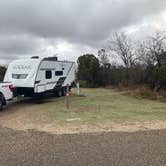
<box><xmin>0</xmin><ymin>97</ymin><xmax>3</xmax><ymax>111</ymax></box>
<box><xmin>57</xmin><ymin>89</ymin><xmax>62</xmax><ymax>97</ymax></box>
<box><xmin>62</xmin><ymin>87</ymin><xmax>66</xmax><ymax>96</ymax></box>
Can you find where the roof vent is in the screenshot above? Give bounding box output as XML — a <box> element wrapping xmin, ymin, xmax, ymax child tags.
<box><xmin>31</xmin><ymin>56</ymin><xmax>39</xmax><ymax>59</ymax></box>
<box><xmin>43</xmin><ymin>56</ymin><xmax>58</xmax><ymax>61</ymax></box>
<box><xmin>51</xmin><ymin>56</ymin><xmax>58</xmax><ymax>61</ymax></box>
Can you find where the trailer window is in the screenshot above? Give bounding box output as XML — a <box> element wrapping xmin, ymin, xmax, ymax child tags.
<box><xmin>46</xmin><ymin>71</ymin><xmax>52</xmax><ymax>79</ymax></box>
<box><xmin>12</xmin><ymin>74</ymin><xmax>28</xmax><ymax>79</ymax></box>
<box><xmin>55</xmin><ymin>71</ymin><xmax>63</xmax><ymax>76</ymax></box>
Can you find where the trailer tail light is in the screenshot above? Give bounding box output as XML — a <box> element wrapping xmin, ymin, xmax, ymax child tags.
<box><xmin>9</xmin><ymin>84</ymin><xmax>14</xmax><ymax>92</ymax></box>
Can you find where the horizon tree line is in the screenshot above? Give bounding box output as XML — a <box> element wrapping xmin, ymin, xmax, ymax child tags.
<box><xmin>77</xmin><ymin>31</ymin><xmax>166</xmax><ymax>90</ymax></box>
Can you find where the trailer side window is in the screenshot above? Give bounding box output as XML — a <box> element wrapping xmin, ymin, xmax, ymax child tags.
<box><xmin>55</xmin><ymin>71</ymin><xmax>63</xmax><ymax>76</ymax></box>
<box><xmin>46</xmin><ymin>70</ymin><xmax>52</xmax><ymax>79</ymax></box>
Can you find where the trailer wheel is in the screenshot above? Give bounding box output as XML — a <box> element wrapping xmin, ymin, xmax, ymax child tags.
<box><xmin>62</xmin><ymin>88</ymin><xmax>66</xmax><ymax>96</ymax></box>
<box><xmin>57</xmin><ymin>89</ymin><xmax>62</xmax><ymax>97</ymax></box>
<box><xmin>0</xmin><ymin>97</ymin><xmax>3</xmax><ymax>111</ymax></box>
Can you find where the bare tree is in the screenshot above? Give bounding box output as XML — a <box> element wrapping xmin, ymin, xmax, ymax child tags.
<box><xmin>98</xmin><ymin>49</ymin><xmax>109</xmax><ymax>66</ymax></box>
<box><xmin>136</xmin><ymin>32</ymin><xmax>166</xmax><ymax>67</ymax></box>
<box><xmin>136</xmin><ymin>41</ymin><xmax>153</xmax><ymax>66</ymax></box>
<box><xmin>108</xmin><ymin>32</ymin><xmax>135</xmax><ymax>68</ymax></box>
<box><xmin>146</xmin><ymin>31</ymin><xmax>166</xmax><ymax>68</ymax></box>
<box><xmin>137</xmin><ymin>32</ymin><xmax>166</xmax><ymax>91</ymax></box>
<box><xmin>108</xmin><ymin>32</ymin><xmax>135</xmax><ymax>82</ymax></box>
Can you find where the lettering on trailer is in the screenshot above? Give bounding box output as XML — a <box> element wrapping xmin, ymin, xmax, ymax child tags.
<box><xmin>13</xmin><ymin>65</ymin><xmax>32</xmax><ymax>70</ymax></box>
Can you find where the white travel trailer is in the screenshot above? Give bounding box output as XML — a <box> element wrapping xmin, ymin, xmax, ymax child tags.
<box><xmin>4</xmin><ymin>56</ymin><xmax>75</xmax><ymax>97</ymax></box>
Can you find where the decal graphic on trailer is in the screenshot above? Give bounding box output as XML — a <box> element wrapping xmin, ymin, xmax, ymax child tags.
<box><xmin>56</xmin><ymin>77</ymin><xmax>66</xmax><ymax>87</ymax></box>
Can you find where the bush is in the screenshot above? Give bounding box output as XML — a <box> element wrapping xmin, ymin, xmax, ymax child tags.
<box><xmin>158</xmin><ymin>65</ymin><xmax>166</xmax><ymax>89</ymax></box>
<box><xmin>0</xmin><ymin>66</ymin><xmax>6</xmax><ymax>81</ymax></box>
<box><xmin>77</xmin><ymin>80</ymin><xmax>88</xmax><ymax>88</ymax></box>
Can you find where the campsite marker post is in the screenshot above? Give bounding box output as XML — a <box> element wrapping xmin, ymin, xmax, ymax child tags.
<box><xmin>76</xmin><ymin>82</ymin><xmax>80</xmax><ymax>95</ymax></box>
<box><xmin>66</xmin><ymin>84</ymin><xmax>70</xmax><ymax>109</ymax></box>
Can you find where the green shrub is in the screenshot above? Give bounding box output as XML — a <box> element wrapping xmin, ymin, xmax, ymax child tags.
<box><xmin>0</xmin><ymin>66</ymin><xmax>6</xmax><ymax>81</ymax></box>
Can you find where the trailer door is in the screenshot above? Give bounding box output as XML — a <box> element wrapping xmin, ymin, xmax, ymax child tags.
<box><xmin>34</xmin><ymin>70</ymin><xmax>46</xmax><ymax>93</ymax></box>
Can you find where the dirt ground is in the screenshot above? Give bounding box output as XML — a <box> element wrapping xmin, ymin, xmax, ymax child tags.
<box><xmin>1</xmin><ymin>98</ymin><xmax>166</xmax><ymax>134</ymax></box>
<box><xmin>1</xmin><ymin>98</ymin><xmax>166</xmax><ymax>165</ymax></box>
<box><xmin>1</xmin><ymin>126</ymin><xmax>166</xmax><ymax>166</ymax></box>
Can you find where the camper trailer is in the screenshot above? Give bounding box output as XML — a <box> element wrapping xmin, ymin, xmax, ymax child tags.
<box><xmin>4</xmin><ymin>56</ymin><xmax>75</xmax><ymax>97</ymax></box>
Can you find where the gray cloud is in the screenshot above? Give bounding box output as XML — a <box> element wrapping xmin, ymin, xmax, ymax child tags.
<box><xmin>0</xmin><ymin>34</ymin><xmax>44</xmax><ymax>65</ymax></box>
<box><xmin>0</xmin><ymin>34</ymin><xmax>40</xmax><ymax>55</ymax></box>
<box><xmin>0</xmin><ymin>0</ymin><xmax>166</xmax><ymax>65</ymax></box>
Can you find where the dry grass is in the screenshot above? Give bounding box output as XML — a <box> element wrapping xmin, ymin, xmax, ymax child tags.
<box><xmin>39</xmin><ymin>88</ymin><xmax>166</xmax><ymax>125</ymax></box>
<box><xmin>0</xmin><ymin>88</ymin><xmax>166</xmax><ymax>134</ymax></box>
<box><xmin>110</xmin><ymin>85</ymin><xmax>166</xmax><ymax>102</ymax></box>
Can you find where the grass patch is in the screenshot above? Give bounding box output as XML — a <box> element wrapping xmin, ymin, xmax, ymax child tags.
<box><xmin>113</xmin><ymin>85</ymin><xmax>166</xmax><ymax>102</ymax></box>
<box><xmin>40</xmin><ymin>88</ymin><xmax>166</xmax><ymax>125</ymax></box>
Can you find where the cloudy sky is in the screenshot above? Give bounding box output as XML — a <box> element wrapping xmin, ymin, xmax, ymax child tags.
<box><xmin>0</xmin><ymin>0</ymin><xmax>166</xmax><ymax>65</ymax></box>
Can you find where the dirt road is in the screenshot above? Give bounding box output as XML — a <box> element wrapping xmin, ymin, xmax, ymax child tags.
<box><xmin>0</xmin><ymin>127</ymin><xmax>166</xmax><ymax>166</ymax></box>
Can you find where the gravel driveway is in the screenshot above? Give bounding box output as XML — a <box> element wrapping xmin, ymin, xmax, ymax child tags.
<box><xmin>0</xmin><ymin>127</ymin><xmax>166</xmax><ymax>166</ymax></box>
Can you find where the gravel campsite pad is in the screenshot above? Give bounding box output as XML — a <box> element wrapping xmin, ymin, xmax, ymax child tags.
<box><xmin>0</xmin><ymin>127</ymin><xmax>166</xmax><ymax>166</ymax></box>
<box><xmin>0</xmin><ymin>88</ymin><xmax>166</xmax><ymax>165</ymax></box>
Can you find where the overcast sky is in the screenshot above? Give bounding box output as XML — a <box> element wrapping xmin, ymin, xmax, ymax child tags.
<box><xmin>0</xmin><ymin>0</ymin><xmax>166</xmax><ymax>66</ymax></box>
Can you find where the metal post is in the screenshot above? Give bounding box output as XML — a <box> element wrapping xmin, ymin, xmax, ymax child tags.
<box><xmin>76</xmin><ymin>82</ymin><xmax>80</xmax><ymax>95</ymax></box>
<box><xmin>66</xmin><ymin>84</ymin><xmax>70</xmax><ymax>109</ymax></box>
